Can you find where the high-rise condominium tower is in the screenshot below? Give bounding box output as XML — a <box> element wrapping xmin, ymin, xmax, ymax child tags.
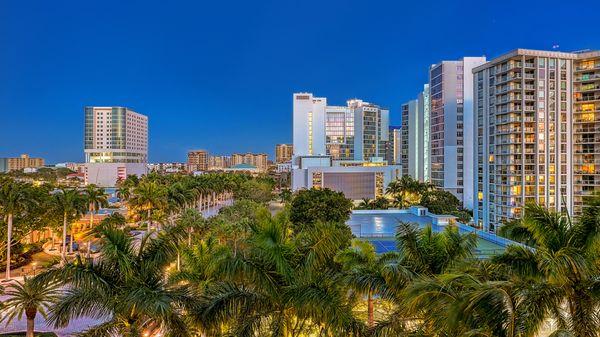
<box><xmin>385</xmin><ymin>126</ymin><xmax>401</xmax><ymax>165</ymax></box>
<box><xmin>400</xmin><ymin>84</ymin><xmax>430</xmax><ymax>181</ymax></box>
<box><xmin>429</xmin><ymin>57</ymin><xmax>486</xmax><ymax>209</ymax></box>
<box><xmin>275</xmin><ymin>144</ymin><xmax>293</xmax><ymax>163</ymax></box>
<box><xmin>292</xmin><ymin>93</ymin><xmax>389</xmax><ymax>162</ymax></box>
<box><xmin>84</xmin><ymin>106</ymin><xmax>148</xmax><ymax>187</ymax></box>
<box><xmin>187</xmin><ymin>150</ymin><xmax>209</xmax><ymax>172</ymax></box>
<box><xmin>473</xmin><ymin>49</ymin><xmax>600</xmax><ymax>232</ymax></box>
<box><xmin>400</xmin><ymin>100</ymin><xmax>418</xmax><ymax>177</ymax></box>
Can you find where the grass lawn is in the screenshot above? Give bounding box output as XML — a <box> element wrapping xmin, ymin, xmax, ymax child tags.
<box><xmin>0</xmin><ymin>333</ymin><xmax>58</xmax><ymax>337</ymax></box>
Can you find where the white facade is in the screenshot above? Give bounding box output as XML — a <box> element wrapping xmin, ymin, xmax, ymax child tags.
<box><xmin>293</xmin><ymin>93</ymin><xmax>390</xmax><ymax>162</ymax></box>
<box><xmin>292</xmin><ymin>156</ymin><xmax>402</xmax><ymax>200</ymax></box>
<box><xmin>84</xmin><ymin>106</ymin><xmax>148</xmax><ymax>187</ymax></box>
<box><xmin>429</xmin><ymin>57</ymin><xmax>486</xmax><ymax>209</ymax></box>
<box><xmin>400</xmin><ymin>85</ymin><xmax>430</xmax><ymax>182</ymax></box>
<box><xmin>293</xmin><ymin>93</ymin><xmax>327</xmax><ymax>157</ymax></box>
<box><xmin>85</xmin><ymin>162</ymin><xmax>147</xmax><ymax>187</ymax></box>
<box><xmin>400</xmin><ymin>100</ymin><xmax>419</xmax><ymax>178</ymax></box>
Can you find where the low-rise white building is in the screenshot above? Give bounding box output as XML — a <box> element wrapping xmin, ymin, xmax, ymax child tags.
<box><xmin>292</xmin><ymin>155</ymin><xmax>402</xmax><ymax>200</ymax></box>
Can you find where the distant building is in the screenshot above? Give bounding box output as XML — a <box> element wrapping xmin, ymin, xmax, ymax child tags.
<box><xmin>292</xmin><ymin>93</ymin><xmax>390</xmax><ymax>162</ymax></box>
<box><xmin>224</xmin><ymin>163</ymin><xmax>260</xmax><ymax>173</ymax></box>
<box><xmin>64</xmin><ymin>162</ymin><xmax>86</xmax><ymax>174</ymax></box>
<box><xmin>276</xmin><ymin>162</ymin><xmax>292</xmax><ymax>173</ymax></box>
<box><xmin>84</xmin><ymin>106</ymin><xmax>148</xmax><ymax>187</ymax></box>
<box><xmin>275</xmin><ymin>144</ymin><xmax>293</xmax><ymax>163</ymax></box>
<box><xmin>231</xmin><ymin>153</ymin><xmax>268</xmax><ymax>172</ymax></box>
<box><xmin>385</xmin><ymin>126</ymin><xmax>401</xmax><ymax>165</ymax></box>
<box><xmin>208</xmin><ymin>155</ymin><xmax>231</xmax><ymax>170</ymax></box>
<box><xmin>400</xmin><ymin>84</ymin><xmax>430</xmax><ymax>181</ymax></box>
<box><xmin>0</xmin><ymin>154</ymin><xmax>45</xmax><ymax>172</ymax></box>
<box><xmin>148</xmin><ymin>162</ymin><xmax>186</xmax><ymax>173</ymax></box>
<box><xmin>187</xmin><ymin>150</ymin><xmax>209</xmax><ymax>172</ymax></box>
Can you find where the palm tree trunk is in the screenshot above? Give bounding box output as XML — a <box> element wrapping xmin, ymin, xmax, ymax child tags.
<box><xmin>5</xmin><ymin>213</ymin><xmax>13</xmax><ymax>279</ymax></box>
<box><xmin>26</xmin><ymin>318</ymin><xmax>35</xmax><ymax>337</ymax></box>
<box><xmin>87</xmin><ymin>204</ymin><xmax>94</xmax><ymax>257</ymax></box>
<box><xmin>25</xmin><ymin>307</ymin><xmax>37</xmax><ymax>337</ymax></box>
<box><xmin>147</xmin><ymin>208</ymin><xmax>152</xmax><ymax>232</ymax></box>
<box><xmin>367</xmin><ymin>291</ymin><xmax>374</xmax><ymax>327</ymax></box>
<box><xmin>61</xmin><ymin>212</ymin><xmax>68</xmax><ymax>265</ymax></box>
<box><xmin>69</xmin><ymin>225</ymin><xmax>75</xmax><ymax>254</ymax></box>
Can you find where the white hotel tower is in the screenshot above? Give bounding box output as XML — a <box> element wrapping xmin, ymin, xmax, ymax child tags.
<box><xmin>292</xmin><ymin>93</ymin><xmax>401</xmax><ymax>200</ymax></box>
<box><xmin>84</xmin><ymin>106</ymin><xmax>148</xmax><ymax>187</ymax></box>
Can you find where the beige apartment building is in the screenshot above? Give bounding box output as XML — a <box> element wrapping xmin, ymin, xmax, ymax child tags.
<box><xmin>0</xmin><ymin>154</ymin><xmax>45</xmax><ymax>172</ymax></box>
<box><xmin>473</xmin><ymin>49</ymin><xmax>600</xmax><ymax>232</ymax></box>
<box><xmin>275</xmin><ymin>144</ymin><xmax>293</xmax><ymax>163</ymax></box>
<box><xmin>208</xmin><ymin>155</ymin><xmax>231</xmax><ymax>170</ymax></box>
<box><xmin>231</xmin><ymin>153</ymin><xmax>268</xmax><ymax>172</ymax></box>
<box><xmin>187</xmin><ymin>150</ymin><xmax>209</xmax><ymax>172</ymax></box>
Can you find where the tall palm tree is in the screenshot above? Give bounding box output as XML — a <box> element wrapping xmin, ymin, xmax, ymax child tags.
<box><xmin>493</xmin><ymin>202</ymin><xmax>600</xmax><ymax>337</ymax></box>
<box><xmin>192</xmin><ymin>215</ymin><xmax>364</xmax><ymax>336</ymax></box>
<box><xmin>335</xmin><ymin>239</ymin><xmax>409</xmax><ymax>327</ymax></box>
<box><xmin>0</xmin><ymin>276</ymin><xmax>60</xmax><ymax>337</ymax></box>
<box><xmin>50</xmin><ymin>188</ymin><xmax>87</xmax><ymax>263</ymax></box>
<box><xmin>0</xmin><ymin>179</ymin><xmax>34</xmax><ymax>279</ymax></box>
<box><xmin>38</xmin><ymin>224</ymin><xmax>194</xmax><ymax>337</ymax></box>
<box><xmin>129</xmin><ymin>181</ymin><xmax>167</xmax><ymax>231</ymax></box>
<box><xmin>81</xmin><ymin>184</ymin><xmax>108</xmax><ymax>258</ymax></box>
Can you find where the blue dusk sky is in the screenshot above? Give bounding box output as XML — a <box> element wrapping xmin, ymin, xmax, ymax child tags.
<box><xmin>1</xmin><ymin>0</ymin><xmax>599</xmax><ymax>163</ymax></box>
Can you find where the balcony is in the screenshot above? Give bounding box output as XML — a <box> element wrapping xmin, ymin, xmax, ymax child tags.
<box><xmin>574</xmin><ymin>73</ymin><xmax>600</xmax><ymax>82</ymax></box>
<box><xmin>575</xmin><ymin>96</ymin><xmax>600</xmax><ymax>103</ymax></box>
<box><xmin>574</xmin><ymin>137</ymin><xmax>600</xmax><ymax>144</ymax></box>
<box><xmin>575</xmin><ymin>64</ymin><xmax>600</xmax><ymax>72</ymax></box>
<box><xmin>574</xmin><ymin>126</ymin><xmax>600</xmax><ymax>133</ymax></box>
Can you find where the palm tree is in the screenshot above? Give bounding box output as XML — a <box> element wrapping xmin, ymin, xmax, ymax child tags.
<box><xmin>81</xmin><ymin>184</ymin><xmax>108</xmax><ymax>258</ymax></box>
<box><xmin>367</xmin><ymin>222</ymin><xmax>478</xmax><ymax>335</ymax></box>
<box><xmin>37</xmin><ymin>224</ymin><xmax>195</xmax><ymax>337</ymax></box>
<box><xmin>358</xmin><ymin>198</ymin><xmax>373</xmax><ymax>210</ymax></box>
<box><xmin>386</xmin><ymin>176</ymin><xmax>432</xmax><ymax>208</ymax></box>
<box><xmin>50</xmin><ymin>188</ymin><xmax>87</xmax><ymax>263</ymax></box>
<box><xmin>402</xmin><ymin>260</ymin><xmax>556</xmax><ymax>337</ymax></box>
<box><xmin>0</xmin><ymin>179</ymin><xmax>34</xmax><ymax>279</ymax></box>
<box><xmin>493</xmin><ymin>202</ymin><xmax>600</xmax><ymax>337</ymax></box>
<box><xmin>395</xmin><ymin>222</ymin><xmax>477</xmax><ymax>275</ymax></box>
<box><xmin>192</xmin><ymin>214</ymin><xmax>363</xmax><ymax>336</ymax></box>
<box><xmin>129</xmin><ymin>181</ymin><xmax>167</xmax><ymax>231</ymax></box>
<box><xmin>335</xmin><ymin>239</ymin><xmax>408</xmax><ymax>327</ymax></box>
<box><xmin>0</xmin><ymin>276</ymin><xmax>60</xmax><ymax>337</ymax></box>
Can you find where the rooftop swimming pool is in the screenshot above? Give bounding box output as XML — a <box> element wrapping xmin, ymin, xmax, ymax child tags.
<box><xmin>346</xmin><ymin>210</ymin><xmax>520</xmax><ymax>257</ymax></box>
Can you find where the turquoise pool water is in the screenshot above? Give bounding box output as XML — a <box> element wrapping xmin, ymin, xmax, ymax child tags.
<box><xmin>347</xmin><ymin>211</ymin><xmax>507</xmax><ymax>257</ymax></box>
